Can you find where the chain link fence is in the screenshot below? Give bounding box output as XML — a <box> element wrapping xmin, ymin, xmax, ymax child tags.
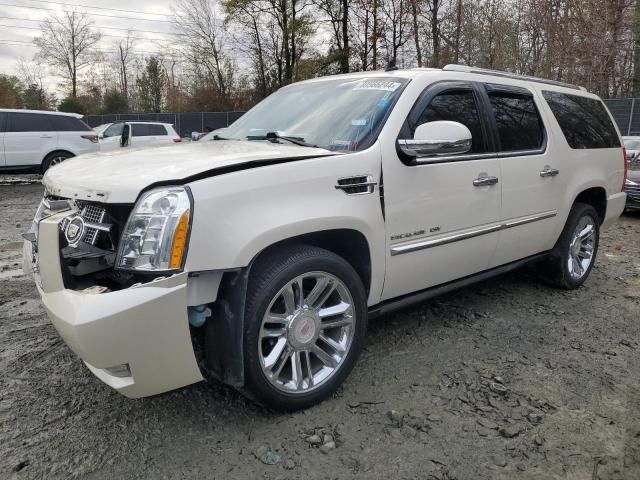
<box><xmin>86</xmin><ymin>102</ymin><xmax>636</xmax><ymax>139</ymax></box>
<box><xmin>604</xmin><ymin>99</ymin><xmax>640</xmax><ymax>136</ymax></box>
<box><xmin>84</xmin><ymin>111</ymin><xmax>246</xmax><ymax>138</ymax></box>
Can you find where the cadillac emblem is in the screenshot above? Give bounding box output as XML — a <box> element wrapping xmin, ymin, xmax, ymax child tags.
<box><xmin>65</xmin><ymin>216</ymin><xmax>85</xmax><ymax>246</ymax></box>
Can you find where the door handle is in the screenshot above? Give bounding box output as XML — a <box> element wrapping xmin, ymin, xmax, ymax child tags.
<box><xmin>473</xmin><ymin>175</ymin><xmax>499</xmax><ymax>187</ymax></box>
<box><xmin>40</xmin><ymin>135</ymin><xmax>53</xmax><ymax>138</ymax></box>
<box><xmin>540</xmin><ymin>166</ymin><xmax>559</xmax><ymax>177</ymax></box>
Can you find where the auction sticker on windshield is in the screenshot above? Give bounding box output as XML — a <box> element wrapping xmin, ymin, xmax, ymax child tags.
<box><xmin>354</xmin><ymin>80</ymin><xmax>401</xmax><ymax>91</ymax></box>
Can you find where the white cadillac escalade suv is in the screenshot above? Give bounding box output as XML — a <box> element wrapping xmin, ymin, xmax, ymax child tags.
<box><xmin>24</xmin><ymin>65</ymin><xmax>627</xmax><ymax>410</ymax></box>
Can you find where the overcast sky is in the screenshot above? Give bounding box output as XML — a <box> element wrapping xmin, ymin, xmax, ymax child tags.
<box><xmin>0</xmin><ymin>0</ymin><xmax>177</xmax><ymax>96</ymax></box>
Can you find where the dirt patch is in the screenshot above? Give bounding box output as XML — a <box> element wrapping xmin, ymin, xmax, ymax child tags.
<box><xmin>1</xmin><ymin>183</ymin><xmax>639</xmax><ymax>479</ymax></box>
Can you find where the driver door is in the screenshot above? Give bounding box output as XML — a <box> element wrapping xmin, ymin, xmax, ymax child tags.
<box><xmin>99</xmin><ymin>123</ymin><xmax>125</xmax><ymax>152</ymax></box>
<box><xmin>381</xmin><ymin>82</ymin><xmax>502</xmax><ymax>300</ymax></box>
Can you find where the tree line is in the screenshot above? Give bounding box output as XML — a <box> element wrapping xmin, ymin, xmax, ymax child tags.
<box><xmin>0</xmin><ymin>0</ymin><xmax>638</xmax><ymax>114</ymax></box>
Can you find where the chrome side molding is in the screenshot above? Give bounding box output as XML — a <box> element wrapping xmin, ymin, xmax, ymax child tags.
<box><xmin>390</xmin><ymin>211</ymin><xmax>557</xmax><ymax>256</ymax></box>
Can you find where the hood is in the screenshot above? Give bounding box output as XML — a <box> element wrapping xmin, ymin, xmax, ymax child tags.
<box><xmin>43</xmin><ymin>140</ymin><xmax>336</xmax><ymax>203</ymax></box>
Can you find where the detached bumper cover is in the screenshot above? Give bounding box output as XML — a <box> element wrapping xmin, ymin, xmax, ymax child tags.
<box><xmin>603</xmin><ymin>192</ymin><xmax>627</xmax><ymax>229</ymax></box>
<box><xmin>25</xmin><ymin>212</ymin><xmax>203</xmax><ymax>398</ymax></box>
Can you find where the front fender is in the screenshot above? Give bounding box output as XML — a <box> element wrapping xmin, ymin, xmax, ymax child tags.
<box><xmin>184</xmin><ymin>149</ymin><xmax>385</xmax><ymax>305</ymax></box>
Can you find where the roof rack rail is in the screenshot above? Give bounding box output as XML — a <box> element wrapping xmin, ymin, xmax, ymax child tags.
<box><xmin>442</xmin><ymin>64</ymin><xmax>585</xmax><ymax>91</ymax></box>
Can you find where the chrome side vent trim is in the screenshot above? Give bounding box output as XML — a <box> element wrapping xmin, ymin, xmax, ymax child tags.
<box><xmin>335</xmin><ymin>175</ymin><xmax>376</xmax><ymax>195</ymax></box>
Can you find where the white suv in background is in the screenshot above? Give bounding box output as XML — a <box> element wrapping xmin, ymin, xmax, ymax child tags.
<box><xmin>0</xmin><ymin>109</ymin><xmax>99</xmax><ymax>173</ymax></box>
<box><xmin>98</xmin><ymin>121</ymin><xmax>181</xmax><ymax>151</ymax></box>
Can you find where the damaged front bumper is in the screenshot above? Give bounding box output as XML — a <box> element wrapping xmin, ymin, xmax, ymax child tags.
<box><xmin>23</xmin><ymin>211</ymin><xmax>204</xmax><ymax>398</ymax></box>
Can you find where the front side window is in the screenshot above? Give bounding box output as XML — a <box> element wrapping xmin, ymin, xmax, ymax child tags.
<box><xmin>488</xmin><ymin>91</ymin><xmax>544</xmax><ymax>151</ymax></box>
<box><xmin>415</xmin><ymin>90</ymin><xmax>486</xmax><ymax>153</ymax></box>
<box><xmin>7</xmin><ymin>113</ymin><xmax>53</xmax><ymax>132</ymax></box>
<box><xmin>542</xmin><ymin>91</ymin><xmax>620</xmax><ymax>149</ymax></box>
<box><xmin>216</xmin><ymin>76</ymin><xmax>409</xmax><ymax>152</ymax></box>
<box><xmin>103</xmin><ymin>123</ymin><xmax>124</xmax><ymax>138</ymax></box>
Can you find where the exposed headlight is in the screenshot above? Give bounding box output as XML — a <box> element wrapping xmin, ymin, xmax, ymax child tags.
<box><xmin>116</xmin><ymin>187</ymin><xmax>192</xmax><ymax>272</ymax></box>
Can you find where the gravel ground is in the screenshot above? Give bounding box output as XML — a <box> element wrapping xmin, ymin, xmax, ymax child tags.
<box><xmin>1</xmin><ymin>178</ymin><xmax>639</xmax><ymax>480</ymax></box>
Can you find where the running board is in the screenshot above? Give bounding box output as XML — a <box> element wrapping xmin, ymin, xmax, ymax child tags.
<box><xmin>368</xmin><ymin>251</ymin><xmax>550</xmax><ymax>319</ymax></box>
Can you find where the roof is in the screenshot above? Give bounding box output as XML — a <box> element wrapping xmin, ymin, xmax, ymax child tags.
<box><xmin>0</xmin><ymin>108</ymin><xmax>83</xmax><ymax>118</ymax></box>
<box><xmin>297</xmin><ymin>64</ymin><xmax>595</xmax><ymax>97</ymax></box>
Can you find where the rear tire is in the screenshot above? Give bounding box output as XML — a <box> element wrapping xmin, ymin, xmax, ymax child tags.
<box><xmin>541</xmin><ymin>202</ymin><xmax>600</xmax><ymax>289</ymax></box>
<box><xmin>243</xmin><ymin>244</ymin><xmax>367</xmax><ymax>410</ymax></box>
<box><xmin>42</xmin><ymin>151</ymin><xmax>73</xmax><ymax>173</ymax></box>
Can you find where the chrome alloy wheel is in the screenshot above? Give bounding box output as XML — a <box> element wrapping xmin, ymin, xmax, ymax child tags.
<box><xmin>258</xmin><ymin>271</ymin><xmax>355</xmax><ymax>393</ymax></box>
<box><xmin>567</xmin><ymin>215</ymin><xmax>596</xmax><ymax>280</ymax></box>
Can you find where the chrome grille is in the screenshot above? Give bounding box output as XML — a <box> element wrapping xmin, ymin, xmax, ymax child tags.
<box><xmin>624</xmin><ymin>182</ymin><xmax>640</xmax><ymax>202</ymax></box>
<box><xmin>59</xmin><ymin>201</ymin><xmax>108</xmax><ymax>246</ymax></box>
<box><xmin>78</xmin><ymin>203</ymin><xmax>106</xmax><ymax>244</ymax></box>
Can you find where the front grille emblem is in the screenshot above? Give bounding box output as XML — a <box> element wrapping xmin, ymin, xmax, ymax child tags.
<box><xmin>65</xmin><ymin>216</ymin><xmax>86</xmax><ymax>246</ymax></box>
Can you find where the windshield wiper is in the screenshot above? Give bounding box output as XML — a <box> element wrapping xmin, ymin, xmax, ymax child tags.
<box><xmin>246</xmin><ymin>131</ymin><xmax>319</xmax><ymax>148</ymax></box>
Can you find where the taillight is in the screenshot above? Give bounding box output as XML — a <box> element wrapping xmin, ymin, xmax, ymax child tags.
<box><xmin>173</xmin><ymin>138</ymin><xmax>182</xmax><ymax>143</ymax></box>
<box><xmin>82</xmin><ymin>134</ymin><xmax>99</xmax><ymax>144</ymax></box>
<box><xmin>622</xmin><ymin>147</ymin><xmax>628</xmax><ymax>191</ymax></box>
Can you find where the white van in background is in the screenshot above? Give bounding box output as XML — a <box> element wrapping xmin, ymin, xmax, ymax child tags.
<box><xmin>0</xmin><ymin>109</ymin><xmax>99</xmax><ymax>173</ymax></box>
<box><xmin>99</xmin><ymin>121</ymin><xmax>181</xmax><ymax>152</ymax></box>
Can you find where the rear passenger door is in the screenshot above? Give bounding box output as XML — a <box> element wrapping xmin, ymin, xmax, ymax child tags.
<box><xmin>130</xmin><ymin>123</ymin><xmax>166</xmax><ymax>148</ymax></box>
<box><xmin>485</xmin><ymin>84</ymin><xmax>566</xmax><ymax>267</ymax></box>
<box><xmin>4</xmin><ymin>112</ymin><xmax>58</xmax><ymax>167</ymax></box>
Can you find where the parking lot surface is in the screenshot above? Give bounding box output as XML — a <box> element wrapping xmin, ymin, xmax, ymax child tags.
<box><xmin>1</xmin><ymin>179</ymin><xmax>639</xmax><ymax>479</ymax></box>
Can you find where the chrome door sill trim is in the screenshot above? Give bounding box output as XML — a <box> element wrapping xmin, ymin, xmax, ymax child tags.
<box><xmin>390</xmin><ymin>210</ymin><xmax>557</xmax><ymax>256</ymax></box>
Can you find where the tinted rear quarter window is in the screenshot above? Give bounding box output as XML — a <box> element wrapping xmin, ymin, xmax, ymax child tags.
<box><xmin>542</xmin><ymin>92</ymin><xmax>620</xmax><ymax>149</ymax></box>
<box><xmin>132</xmin><ymin>124</ymin><xmax>167</xmax><ymax>136</ymax></box>
<box><xmin>7</xmin><ymin>112</ymin><xmax>54</xmax><ymax>132</ymax></box>
<box><xmin>0</xmin><ymin>112</ymin><xmax>6</xmax><ymax>132</ymax></box>
<box><xmin>49</xmin><ymin>115</ymin><xmax>91</xmax><ymax>131</ymax></box>
<box><xmin>488</xmin><ymin>90</ymin><xmax>544</xmax><ymax>151</ymax></box>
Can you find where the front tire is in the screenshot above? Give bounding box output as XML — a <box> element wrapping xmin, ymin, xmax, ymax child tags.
<box><xmin>543</xmin><ymin>202</ymin><xmax>600</xmax><ymax>289</ymax></box>
<box><xmin>243</xmin><ymin>245</ymin><xmax>368</xmax><ymax>410</ymax></box>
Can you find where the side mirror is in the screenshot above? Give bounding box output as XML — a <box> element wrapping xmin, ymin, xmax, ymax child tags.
<box><xmin>98</xmin><ymin>133</ymin><xmax>105</xmax><ymax>140</ymax></box>
<box><xmin>398</xmin><ymin>120</ymin><xmax>472</xmax><ymax>157</ymax></box>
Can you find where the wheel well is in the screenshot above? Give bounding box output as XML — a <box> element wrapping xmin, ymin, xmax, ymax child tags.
<box><xmin>251</xmin><ymin>229</ymin><xmax>372</xmax><ymax>295</ymax></box>
<box><xmin>42</xmin><ymin>150</ymin><xmax>74</xmax><ymax>172</ymax></box>
<box><xmin>574</xmin><ymin>187</ymin><xmax>606</xmax><ymax>224</ymax></box>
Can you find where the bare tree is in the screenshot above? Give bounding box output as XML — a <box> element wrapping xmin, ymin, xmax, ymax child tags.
<box><xmin>34</xmin><ymin>10</ymin><xmax>101</xmax><ymax>97</ymax></box>
<box><xmin>117</xmin><ymin>34</ymin><xmax>135</xmax><ymax>105</ymax></box>
<box><xmin>314</xmin><ymin>0</ymin><xmax>351</xmax><ymax>72</ymax></box>
<box><xmin>173</xmin><ymin>0</ymin><xmax>229</xmax><ymax>97</ymax></box>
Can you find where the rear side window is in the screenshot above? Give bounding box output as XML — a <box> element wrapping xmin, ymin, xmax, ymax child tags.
<box><xmin>542</xmin><ymin>92</ymin><xmax>620</xmax><ymax>149</ymax></box>
<box><xmin>49</xmin><ymin>115</ymin><xmax>91</xmax><ymax>131</ymax></box>
<box><xmin>7</xmin><ymin>112</ymin><xmax>54</xmax><ymax>132</ymax></box>
<box><xmin>417</xmin><ymin>90</ymin><xmax>486</xmax><ymax>153</ymax></box>
<box><xmin>0</xmin><ymin>112</ymin><xmax>6</xmax><ymax>132</ymax></box>
<box><xmin>132</xmin><ymin>124</ymin><xmax>167</xmax><ymax>136</ymax></box>
<box><xmin>488</xmin><ymin>91</ymin><xmax>544</xmax><ymax>151</ymax></box>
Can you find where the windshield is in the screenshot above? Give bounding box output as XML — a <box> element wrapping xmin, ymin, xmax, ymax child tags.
<box><xmin>206</xmin><ymin>76</ymin><xmax>409</xmax><ymax>151</ymax></box>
